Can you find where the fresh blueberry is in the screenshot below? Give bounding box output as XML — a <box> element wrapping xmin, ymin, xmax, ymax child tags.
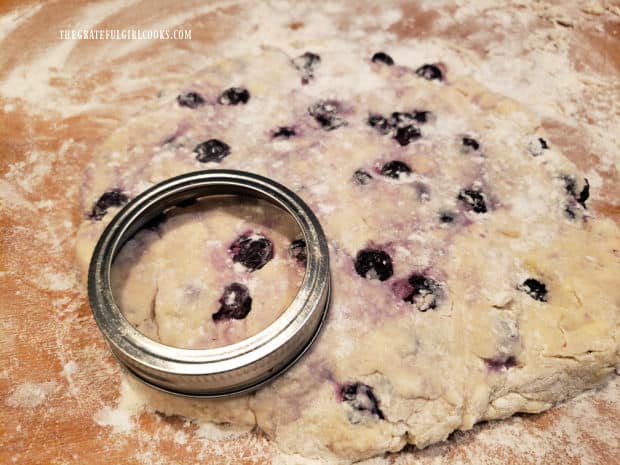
<box><xmin>176</xmin><ymin>91</ymin><xmax>205</xmax><ymax>109</ymax></box>
<box><xmin>578</xmin><ymin>179</ymin><xmax>589</xmax><ymax>208</ymax></box>
<box><xmin>457</xmin><ymin>188</ymin><xmax>487</xmax><ymax>213</ymax></box>
<box><xmin>404</xmin><ymin>274</ymin><xmax>440</xmax><ymax>311</ymax></box>
<box><xmin>292</xmin><ymin>52</ymin><xmax>321</xmax><ymax>83</ymax></box>
<box><xmin>394</xmin><ymin>125</ymin><xmax>421</xmax><ymax>146</ymax></box>
<box><xmin>367</xmin><ymin>114</ymin><xmax>391</xmax><ymax>134</ymax></box>
<box><xmin>462</xmin><ymin>136</ymin><xmax>480</xmax><ymax>151</ymax></box>
<box><xmin>308</xmin><ymin>101</ymin><xmax>347</xmax><ymax>131</ymax></box>
<box><xmin>212</xmin><ymin>282</ymin><xmax>252</xmax><ymax>321</ymax></box>
<box><xmin>288</xmin><ymin>239</ymin><xmax>307</xmax><ymax>266</ymax></box>
<box><xmin>272</xmin><ymin>126</ymin><xmax>296</xmax><ymax>139</ymax></box>
<box><xmin>528</xmin><ymin>137</ymin><xmax>549</xmax><ymax>156</ymax></box>
<box><xmin>176</xmin><ymin>197</ymin><xmax>198</xmax><ymax>208</ymax></box>
<box><xmin>439</xmin><ymin>211</ymin><xmax>455</xmax><ymax>223</ymax></box>
<box><xmin>142</xmin><ymin>212</ymin><xmax>167</xmax><ymax>231</ymax></box>
<box><xmin>412</xmin><ymin>110</ymin><xmax>433</xmax><ymax>123</ymax></box>
<box><xmin>415</xmin><ymin>64</ymin><xmax>443</xmax><ymax>81</ymax></box>
<box><xmin>217</xmin><ymin>87</ymin><xmax>250</xmax><ymax>105</ymax></box>
<box><xmin>353</xmin><ymin>169</ymin><xmax>373</xmax><ymax>185</ymax></box>
<box><xmin>354</xmin><ymin>249</ymin><xmax>393</xmax><ymax>281</ymax></box>
<box><xmin>89</xmin><ymin>190</ymin><xmax>129</xmax><ymax>220</ymax></box>
<box><xmin>380</xmin><ymin>160</ymin><xmax>412</xmax><ymax>179</ymax></box>
<box><xmin>194</xmin><ymin>139</ymin><xmax>231</xmax><ymax>163</ymax></box>
<box><xmin>518</xmin><ymin>278</ymin><xmax>547</xmax><ymax>302</ymax></box>
<box><xmin>230</xmin><ymin>232</ymin><xmax>274</xmax><ymax>271</ymax></box>
<box><xmin>564</xmin><ymin>176</ymin><xmax>590</xmax><ymax>208</ymax></box>
<box><xmin>340</xmin><ymin>382</ymin><xmax>385</xmax><ymax>419</ymax></box>
<box><xmin>484</xmin><ymin>355</ymin><xmax>517</xmax><ymax>371</ymax></box>
<box><xmin>371</xmin><ymin>52</ymin><xmax>394</xmax><ymax>65</ymax></box>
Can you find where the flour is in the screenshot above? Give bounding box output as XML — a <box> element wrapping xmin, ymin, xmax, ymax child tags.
<box><xmin>6</xmin><ymin>381</ymin><xmax>59</xmax><ymax>409</ymax></box>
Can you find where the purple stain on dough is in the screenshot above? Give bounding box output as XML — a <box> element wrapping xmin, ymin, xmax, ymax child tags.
<box><xmin>292</xmin><ymin>51</ymin><xmax>321</xmax><ymax>84</ymax></box>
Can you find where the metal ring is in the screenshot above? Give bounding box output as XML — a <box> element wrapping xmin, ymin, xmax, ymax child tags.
<box><xmin>88</xmin><ymin>170</ymin><xmax>330</xmax><ymax>397</ymax></box>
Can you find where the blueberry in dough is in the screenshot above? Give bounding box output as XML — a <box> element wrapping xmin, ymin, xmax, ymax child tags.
<box><xmin>230</xmin><ymin>232</ymin><xmax>274</xmax><ymax>271</ymax></box>
<box><xmin>528</xmin><ymin>137</ymin><xmax>549</xmax><ymax>156</ymax></box>
<box><xmin>340</xmin><ymin>382</ymin><xmax>385</xmax><ymax>420</ymax></box>
<box><xmin>462</xmin><ymin>136</ymin><xmax>480</xmax><ymax>151</ymax></box>
<box><xmin>272</xmin><ymin>126</ymin><xmax>296</xmax><ymax>139</ymax></box>
<box><xmin>352</xmin><ymin>169</ymin><xmax>373</xmax><ymax>185</ymax></box>
<box><xmin>412</xmin><ymin>110</ymin><xmax>433</xmax><ymax>123</ymax></box>
<box><xmin>484</xmin><ymin>355</ymin><xmax>517</xmax><ymax>371</ymax></box>
<box><xmin>193</xmin><ymin>139</ymin><xmax>231</xmax><ymax>163</ymax></box>
<box><xmin>457</xmin><ymin>188</ymin><xmax>487</xmax><ymax>213</ymax></box>
<box><xmin>404</xmin><ymin>274</ymin><xmax>440</xmax><ymax>311</ymax></box>
<box><xmin>217</xmin><ymin>87</ymin><xmax>250</xmax><ymax>105</ymax></box>
<box><xmin>518</xmin><ymin>278</ymin><xmax>547</xmax><ymax>302</ymax></box>
<box><xmin>371</xmin><ymin>52</ymin><xmax>394</xmax><ymax>65</ymax></box>
<box><xmin>354</xmin><ymin>249</ymin><xmax>393</xmax><ymax>281</ymax></box>
<box><xmin>367</xmin><ymin>114</ymin><xmax>391</xmax><ymax>134</ymax></box>
<box><xmin>380</xmin><ymin>160</ymin><xmax>412</xmax><ymax>179</ymax></box>
<box><xmin>394</xmin><ymin>125</ymin><xmax>421</xmax><ymax>146</ymax></box>
<box><xmin>176</xmin><ymin>91</ymin><xmax>205</xmax><ymax>109</ymax></box>
<box><xmin>439</xmin><ymin>211</ymin><xmax>455</xmax><ymax>223</ymax></box>
<box><xmin>212</xmin><ymin>282</ymin><xmax>253</xmax><ymax>321</ymax></box>
<box><xmin>415</xmin><ymin>64</ymin><xmax>443</xmax><ymax>81</ymax></box>
<box><xmin>292</xmin><ymin>51</ymin><xmax>321</xmax><ymax>83</ymax></box>
<box><xmin>308</xmin><ymin>101</ymin><xmax>347</xmax><ymax>130</ymax></box>
<box><xmin>288</xmin><ymin>239</ymin><xmax>307</xmax><ymax>266</ymax></box>
<box><xmin>89</xmin><ymin>190</ymin><xmax>129</xmax><ymax>220</ymax></box>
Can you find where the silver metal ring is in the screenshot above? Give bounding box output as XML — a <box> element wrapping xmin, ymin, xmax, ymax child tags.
<box><xmin>88</xmin><ymin>169</ymin><xmax>330</xmax><ymax>397</ymax></box>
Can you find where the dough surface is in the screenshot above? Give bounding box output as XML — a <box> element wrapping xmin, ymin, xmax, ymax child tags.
<box><xmin>75</xmin><ymin>47</ymin><xmax>620</xmax><ymax>461</ymax></box>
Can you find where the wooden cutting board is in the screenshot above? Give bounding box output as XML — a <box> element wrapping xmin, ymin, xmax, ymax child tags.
<box><xmin>1</xmin><ymin>1</ymin><xmax>618</xmax><ymax>464</ymax></box>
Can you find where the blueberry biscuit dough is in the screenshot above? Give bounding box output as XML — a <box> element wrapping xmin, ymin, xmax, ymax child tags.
<box><xmin>75</xmin><ymin>49</ymin><xmax>620</xmax><ymax>461</ymax></box>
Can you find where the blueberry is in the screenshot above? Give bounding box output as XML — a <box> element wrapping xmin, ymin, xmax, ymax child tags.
<box><xmin>272</xmin><ymin>126</ymin><xmax>296</xmax><ymax>139</ymax></box>
<box><xmin>439</xmin><ymin>211</ymin><xmax>455</xmax><ymax>223</ymax></box>
<box><xmin>380</xmin><ymin>160</ymin><xmax>412</xmax><ymax>179</ymax></box>
<box><xmin>528</xmin><ymin>137</ymin><xmax>549</xmax><ymax>156</ymax></box>
<box><xmin>394</xmin><ymin>125</ymin><xmax>421</xmax><ymax>146</ymax></box>
<box><xmin>230</xmin><ymin>232</ymin><xmax>274</xmax><ymax>271</ymax></box>
<box><xmin>578</xmin><ymin>179</ymin><xmax>589</xmax><ymax>208</ymax></box>
<box><xmin>462</xmin><ymin>136</ymin><xmax>480</xmax><ymax>151</ymax></box>
<box><xmin>142</xmin><ymin>212</ymin><xmax>167</xmax><ymax>231</ymax></box>
<box><xmin>354</xmin><ymin>249</ymin><xmax>393</xmax><ymax>281</ymax></box>
<box><xmin>367</xmin><ymin>114</ymin><xmax>391</xmax><ymax>134</ymax></box>
<box><xmin>484</xmin><ymin>355</ymin><xmax>517</xmax><ymax>371</ymax></box>
<box><xmin>212</xmin><ymin>283</ymin><xmax>252</xmax><ymax>321</ymax></box>
<box><xmin>288</xmin><ymin>239</ymin><xmax>307</xmax><ymax>266</ymax></box>
<box><xmin>340</xmin><ymin>382</ymin><xmax>385</xmax><ymax>419</ymax></box>
<box><xmin>308</xmin><ymin>101</ymin><xmax>347</xmax><ymax>131</ymax></box>
<box><xmin>412</xmin><ymin>110</ymin><xmax>433</xmax><ymax>123</ymax></box>
<box><xmin>415</xmin><ymin>64</ymin><xmax>443</xmax><ymax>81</ymax></box>
<box><xmin>371</xmin><ymin>52</ymin><xmax>394</xmax><ymax>65</ymax></box>
<box><xmin>518</xmin><ymin>278</ymin><xmax>547</xmax><ymax>302</ymax></box>
<box><xmin>352</xmin><ymin>169</ymin><xmax>373</xmax><ymax>185</ymax></box>
<box><xmin>292</xmin><ymin>52</ymin><xmax>321</xmax><ymax>83</ymax></box>
<box><xmin>176</xmin><ymin>91</ymin><xmax>205</xmax><ymax>109</ymax></box>
<box><xmin>404</xmin><ymin>274</ymin><xmax>440</xmax><ymax>311</ymax></box>
<box><xmin>194</xmin><ymin>139</ymin><xmax>230</xmax><ymax>163</ymax></box>
<box><xmin>89</xmin><ymin>190</ymin><xmax>129</xmax><ymax>220</ymax></box>
<box><xmin>217</xmin><ymin>87</ymin><xmax>250</xmax><ymax>105</ymax></box>
<box><xmin>457</xmin><ymin>188</ymin><xmax>487</xmax><ymax>213</ymax></box>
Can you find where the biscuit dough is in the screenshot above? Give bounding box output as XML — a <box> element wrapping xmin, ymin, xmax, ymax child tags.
<box><xmin>75</xmin><ymin>48</ymin><xmax>620</xmax><ymax>461</ymax></box>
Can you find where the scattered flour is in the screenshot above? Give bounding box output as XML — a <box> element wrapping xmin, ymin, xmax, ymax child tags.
<box><xmin>93</xmin><ymin>378</ymin><xmax>146</xmax><ymax>433</ymax></box>
<box><xmin>6</xmin><ymin>381</ymin><xmax>59</xmax><ymax>408</ymax></box>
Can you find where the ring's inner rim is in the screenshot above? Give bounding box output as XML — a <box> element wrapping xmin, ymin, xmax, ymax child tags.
<box><xmin>96</xmin><ymin>175</ymin><xmax>324</xmax><ymax>360</ymax></box>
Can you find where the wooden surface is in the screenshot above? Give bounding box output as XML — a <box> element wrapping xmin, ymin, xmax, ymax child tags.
<box><xmin>1</xmin><ymin>1</ymin><xmax>619</xmax><ymax>464</ymax></box>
